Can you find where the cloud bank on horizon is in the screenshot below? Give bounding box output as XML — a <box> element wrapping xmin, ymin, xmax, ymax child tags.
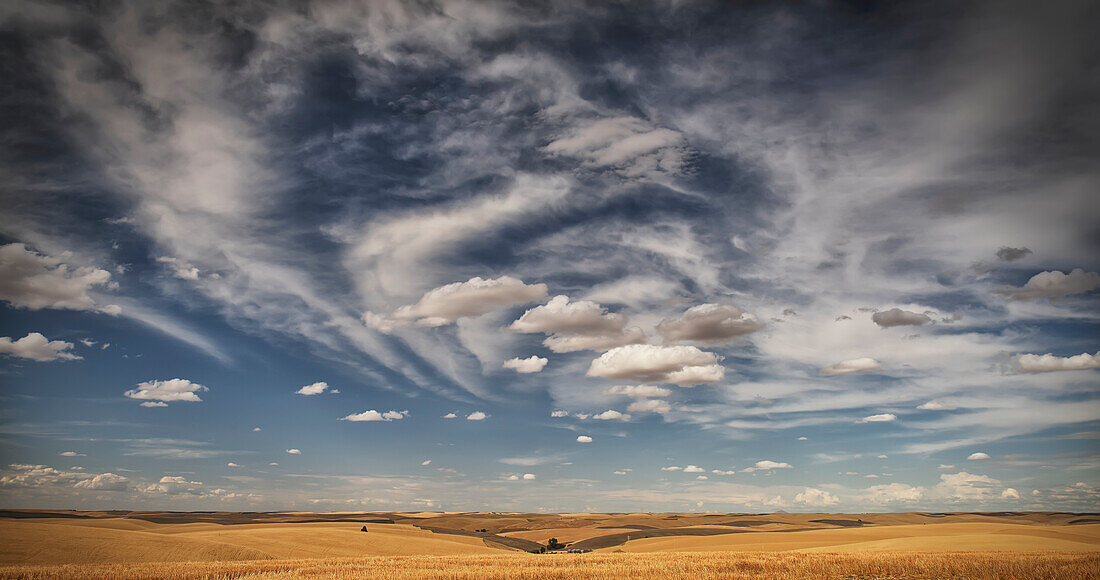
<box><xmin>0</xmin><ymin>0</ymin><xmax>1097</xmax><ymax>513</ymax></box>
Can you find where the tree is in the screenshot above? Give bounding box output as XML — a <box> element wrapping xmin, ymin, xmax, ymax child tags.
<box><xmin>546</xmin><ymin>537</ymin><xmax>564</xmax><ymax>550</ymax></box>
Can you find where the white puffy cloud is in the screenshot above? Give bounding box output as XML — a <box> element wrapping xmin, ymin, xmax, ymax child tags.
<box><xmin>821</xmin><ymin>357</ymin><xmax>882</xmax><ymax>376</ymax></box>
<box><xmin>660</xmin><ymin>466</ymin><xmax>681</xmax><ymax>471</ymax></box>
<box><xmin>656</xmin><ymin>304</ymin><xmax>764</xmax><ymax>344</ymax></box>
<box><xmin>592</xmin><ymin>409</ymin><xmax>629</xmax><ymax>421</ymax></box>
<box><xmin>124</xmin><ymin>378</ymin><xmax>207</xmax><ymax>405</ymax></box>
<box><xmin>711</xmin><ymin>469</ymin><xmax>736</xmax><ymax>476</ymax></box>
<box><xmin>871</xmin><ymin>308</ymin><xmax>932</xmax><ymax>328</ymax></box>
<box><xmin>683</xmin><ymin>465</ymin><xmax>705</xmax><ymax>473</ymax></box>
<box><xmin>696</xmin><ymin>475</ymin><xmax>708</xmax><ymax>480</ymax></box>
<box><xmin>0</xmin><ymin>333</ymin><xmax>81</xmax><ymax>362</ymax></box>
<box><xmin>999</xmin><ymin>268</ymin><xmax>1100</xmax><ymax>300</ymax></box>
<box><xmin>936</xmin><ymin>471</ymin><xmax>1001</xmax><ymax>499</ymax></box>
<box><xmin>442</xmin><ymin>412</ymin><xmax>457</xmax><ymax>419</ymax></box>
<box><xmin>285</xmin><ymin>449</ymin><xmax>302</xmax><ymax>455</ymax></box>
<box><xmin>1015</xmin><ymin>351</ymin><xmax>1100</xmax><ymax>373</ymax></box>
<box><xmin>604</xmin><ymin>385</ymin><xmax>671</xmax><ymax>398</ymax></box>
<box><xmin>862</xmin><ymin>483</ymin><xmax>926</xmax><ymax>503</ymax></box>
<box><xmin>227</xmin><ymin>462</ymin><xmax>240</xmax><ymax>468</ymax></box>
<box><xmin>576</xmin><ymin>435</ymin><xmax>592</xmax><ymax>443</ymax></box>
<box><xmin>59</xmin><ymin>451</ymin><xmax>85</xmax><ymax>457</ymax></box>
<box><xmin>967</xmin><ymin>452</ymin><xmax>990</xmax><ymax>460</ymax></box>
<box><xmin>466</xmin><ymin>411</ymin><xmax>487</xmax><ymax>421</ymax></box>
<box><xmin>918</xmin><ymin>400</ymin><xmax>956</xmax><ymax>411</ymax></box>
<box><xmin>858</xmin><ymin>413</ymin><xmax>898</xmax><ymax>423</ymax></box>
<box><xmin>421</xmin><ymin>460</ymin><xmax>431</xmax><ymax>466</ymax></box>
<box><xmin>795</xmin><ymin>487</ymin><xmax>839</xmax><ymax>507</ymax></box>
<box><xmin>522</xmin><ymin>473</ymin><xmax>536</xmax><ymax>480</ymax></box>
<box><xmin>71</xmin><ymin>472</ymin><xmax>129</xmax><ymax>491</ymax></box>
<box><xmin>742</xmin><ymin>460</ymin><xmax>793</xmax><ymax>473</ymax></box>
<box><xmin>507</xmin><ymin>475</ymin><xmax>519</xmax><ymax>481</ymax></box>
<box><xmin>340</xmin><ymin>410</ymin><xmax>408</xmax><ymax>422</ymax></box>
<box><xmin>502</xmin><ymin>356</ymin><xmax>548</xmax><ymax>373</ymax></box>
<box><xmin>587</xmin><ymin>344</ymin><xmax>724</xmax><ymax>386</ymax></box>
<box><xmin>511</xmin><ymin>295</ymin><xmax>628</xmax><ymax>335</ymax></box>
<box><xmin>541</xmin><ymin>330</ymin><xmax>647</xmax><ymax>353</ymax></box>
<box><xmin>550</xmin><ymin>410</ymin><xmax>568</xmax><ymax>418</ymax></box>
<box><xmin>510</xmin><ymin>295</ymin><xmax>645</xmax><ymax>353</ymax></box>
<box><xmin>295</xmin><ymin>381</ymin><xmax>332</xmax><ymax>395</ymax></box>
<box><xmin>0</xmin><ymin>243</ymin><xmax>117</xmax><ymax>313</ymax></box>
<box><xmin>627</xmin><ymin>399</ymin><xmax>672</xmax><ymax>415</ymax></box>
<box><xmin>365</xmin><ymin>276</ymin><xmax>547</xmax><ymax>331</ymax></box>
<box><xmin>1002</xmin><ymin>488</ymin><xmax>1020</xmax><ymax>499</ymax></box>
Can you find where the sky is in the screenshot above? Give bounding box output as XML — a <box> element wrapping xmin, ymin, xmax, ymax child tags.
<box><xmin>0</xmin><ymin>0</ymin><xmax>1098</xmax><ymax>514</ymax></box>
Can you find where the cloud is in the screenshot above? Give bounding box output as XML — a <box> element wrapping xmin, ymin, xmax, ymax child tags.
<box><xmin>550</xmin><ymin>410</ymin><xmax>568</xmax><ymax>418</ymax></box>
<box><xmin>156</xmin><ymin>256</ymin><xmax>200</xmax><ymax>280</ymax></box>
<box><xmin>821</xmin><ymin>358</ymin><xmax>882</xmax><ymax>376</ymax></box>
<box><xmin>544</xmin><ymin>116</ymin><xmax>686</xmax><ymax>176</ymax></box>
<box><xmin>936</xmin><ymin>472</ymin><xmax>1001</xmax><ymax>499</ymax></box>
<box><xmin>442</xmin><ymin>413</ymin><xmax>457</xmax><ymax>419</ymax></box>
<box><xmin>587</xmin><ymin>344</ymin><xmax>724</xmax><ymax>386</ymax></box>
<box><xmin>794</xmin><ymin>487</ymin><xmax>839</xmax><ymax>507</ymax></box>
<box><xmin>499</xmin><ymin>454</ymin><xmax>565</xmax><ymax>467</ymax></box>
<box><xmin>998</xmin><ymin>269</ymin><xmax>1100</xmax><ymax>300</ymax></box>
<box><xmin>742</xmin><ymin>460</ymin><xmax>793</xmax><ymax>473</ymax></box>
<box><xmin>603</xmin><ymin>385</ymin><xmax>671</xmax><ymax>398</ymax></box>
<box><xmin>967</xmin><ymin>452</ymin><xmax>990</xmax><ymax>460</ymax></box>
<box><xmin>285</xmin><ymin>449</ymin><xmax>301</xmax><ymax>455</ymax></box>
<box><xmin>871</xmin><ymin>308</ymin><xmax>932</xmax><ymax>328</ymax></box>
<box><xmin>1014</xmin><ymin>351</ymin><xmax>1100</xmax><ymax>373</ymax></box>
<box><xmin>421</xmin><ymin>460</ymin><xmax>431</xmax><ymax>466</ymax></box>
<box><xmin>0</xmin><ymin>333</ymin><xmax>81</xmax><ymax>362</ymax></box>
<box><xmin>365</xmin><ymin>276</ymin><xmax>547</xmax><ymax>331</ymax></box>
<box><xmin>59</xmin><ymin>451</ymin><xmax>85</xmax><ymax>457</ymax></box>
<box><xmin>124</xmin><ymin>378</ymin><xmax>208</xmax><ymax>405</ymax></box>
<box><xmin>340</xmin><ymin>410</ymin><xmax>408</xmax><ymax>422</ymax></box>
<box><xmin>71</xmin><ymin>472</ymin><xmax>129</xmax><ymax>491</ymax></box>
<box><xmin>576</xmin><ymin>435</ymin><xmax>592</xmax><ymax>443</ymax></box>
<box><xmin>510</xmin><ymin>295</ymin><xmax>645</xmax><ymax>353</ymax></box>
<box><xmin>0</xmin><ymin>244</ymin><xmax>117</xmax><ymax>313</ymax></box>
<box><xmin>661</xmin><ymin>466</ymin><xmax>682</xmax><ymax>471</ymax></box>
<box><xmin>711</xmin><ymin>469</ymin><xmax>736</xmax><ymax>476</ymax></box>
<box><xmin>522</xmin><ymin>473</ymin><xmax>536</xmax><ymax>480</ymax></box>
<box><xmin>627</xmin><ymin>399</ymin><xmax>671</xmax><ymax>415</ymax></box>
<box><xmin>295</xmin><ymin>381</ymin><xmax>332</xmax><ymax>395</ymax></box>
<box><xmin>656</xmin><ymin>304</ymin><xmax>764</xmax><ymax>344</ymax></box>
<box><xmin>862</xmin><ymin>483</ymin><xmax>926</xmax><ymax>503</ymax></box>
<box><xmin>996</xmin><ymin>246</ymin><xmax>1032</xmax><ymax>262</ymax></box>
<box><xmin>252</xmin><ymin>427</ymin><xmax>262</xmax><ymax>432</ymax></box>
<box><xmin>592</xmin><ymin>409</ymin><xmax>629</xmax><ymax>421</ymax></box>
<box><xmin>227</xmin><ymin>462</ymin><xmax>240</xmax><ymax>468</ymax></box>
<box><xmin>918</xmin><ymin>400</ymin><xmax>956</xmax><ymax>411</ymax></box>
<box><xmin>1002</xmin><ymin>488</ymin><xmax>1020</xmax><ymax>499</ymax></box>
<box><xmin>858</xmin><ymin>413</ymin><xmax>898</xmax><ymax>424</ymax></box>
<box><xmin>683</xmin><ymin>465</ymin><xmax>705</xmax><ymax>473</ymax></box>
<box><xmin>502</xmin><ymin>356</ymin><xmax>548</xmax><ymax>373</ymax></box>
<box><xmin>466</xmin><ymin>411</ymin><xmax>487</xmax><ymax>421</ymax></box>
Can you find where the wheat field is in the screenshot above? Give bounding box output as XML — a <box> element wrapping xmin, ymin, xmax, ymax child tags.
<box><xmin>1</xmin><ymin>511</ymin><xmax>1097</xmax><ymax>578</ymax></box>
<box><xmin>1</xmin><ymin>551</ymin><xmax>1098</xmax><ymax>579</ymax></box>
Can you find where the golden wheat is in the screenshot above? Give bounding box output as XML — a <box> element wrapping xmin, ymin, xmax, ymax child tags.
<box><xmin>1</xmin><ymin>551</ymin><xmax>1098</xmax><ymax>579</ymax></box>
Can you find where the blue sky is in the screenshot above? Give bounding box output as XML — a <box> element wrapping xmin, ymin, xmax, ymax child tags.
<box><xmin>0</xmin><ymin>0</ymin><xmax>1097</xmax><ymax>513</ymax></box>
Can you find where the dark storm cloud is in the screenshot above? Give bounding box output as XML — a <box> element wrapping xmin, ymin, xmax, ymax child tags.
<box><xmin>996</xmin><ymin>246</ymin><xmax>1032</xmax><ymax>262</ymax></box>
